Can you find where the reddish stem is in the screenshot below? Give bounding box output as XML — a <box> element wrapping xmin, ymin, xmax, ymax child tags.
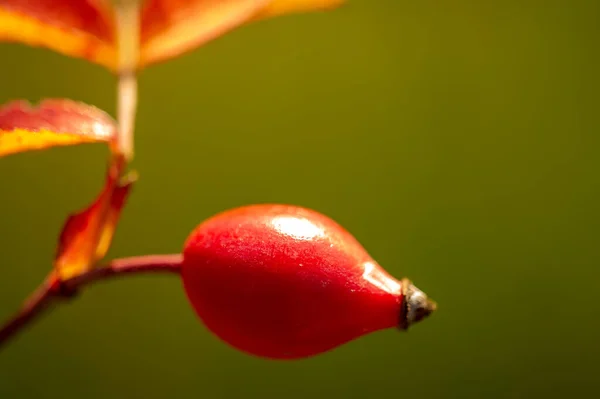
<box><xmin>0</xmin><ymin>254</ymin><xmax>183</xmax><ymax>350</ymax></box>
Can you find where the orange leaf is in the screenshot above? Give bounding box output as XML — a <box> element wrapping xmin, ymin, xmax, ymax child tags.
<box><xmin>138</xmin><ymin>0</ymin><xmax>271</xmax><ymax>67</ymax></box>
<box><xmin>138</xmin><ymin>0</ymin><xmax>346</xmax><ymax>67</ymax></box>
<box><xmin>55</xmin><ymin>160</ymin><xmax>136</xmax><ymax>280</ymax></box>
<box><xmin>1</xmin><ymin>0</ymin><xmax>344</xmax><ymax>69</ymax></box>
<box><xmin>0</xmin><ymin>0</ymin><xmax>116</xmax><ymax>69</ymax></box>
<box><xmin>253</xmin><ymin>0</ymin><xmax>345</xmax><ymax>20</ymax></box>
<box><xmin>0</xmin><ymin>99</ymin><xmax>117</xmax><ymax>157</ymax></box>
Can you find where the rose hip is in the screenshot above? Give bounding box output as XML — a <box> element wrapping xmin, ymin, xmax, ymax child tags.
<box><xmin>181</xmin><ymin>204</ymin><xmax>436</xmax><ymax>359</ymax></box>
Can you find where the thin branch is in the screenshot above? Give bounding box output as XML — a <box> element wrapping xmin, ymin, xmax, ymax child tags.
<box><xmin>0</xmin><ymin>254</ymin><xmax>183</xmax><ymax>350</ymax></box>
<box><xmin>115</xmin><ymin>0</ymin><xmax>141</xmax><ymax>160</ymax></box>
<box><xmin>0</xmin><ymin>276</ymin><xmax>58</xmax><ymax>351</ymax></box>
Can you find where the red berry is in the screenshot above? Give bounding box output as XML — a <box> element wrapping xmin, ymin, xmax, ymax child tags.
<box><xmin>181</xmin><ymin>204</ymin><xmax>435</xmax><ymax>359</ymax></box>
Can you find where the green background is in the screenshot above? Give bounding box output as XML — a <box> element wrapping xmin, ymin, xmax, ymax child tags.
<box><xmin>1</xmin><ymin>1</ymin><xmax>599</xmax><ymax>398</ymax></box>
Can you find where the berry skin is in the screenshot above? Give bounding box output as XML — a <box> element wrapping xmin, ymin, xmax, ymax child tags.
<box><xmin>181</xmin><ymin>204</ymin><xmax>435</xmax><ymax>359</ymax></box>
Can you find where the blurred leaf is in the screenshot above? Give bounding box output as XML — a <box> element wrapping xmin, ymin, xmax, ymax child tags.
<box><xmin>0</xmin><ymin>0</ymin><xmax>116</xmax><ymax>69</ymax></box>
<box><xmin>253</xmin><ymin>0</ymin><xmax>345</xmax><ymax>20</ymax></box>
<box><xmin>138</xmin><ymin>0</ymin><xmax>270</xmax><ymax>67</ymax></box>
<box><xmin>0</xmin><ymin>99</ymin><xmax>117</xmax><ymax>157</ymax></box>
<box><xmin>0</xmin><ymin>0</ymin><xmax>345</xmax><ymax>70</ymax></box>
<box><xmin>139</xmin><ymin>0</ymin><xmax>346</xmax><ymax>66</ymax></box>
<box><xmin>55</xmin><ymin>158</ymin><xmax>136</xmax><ymax>280</ymax></box>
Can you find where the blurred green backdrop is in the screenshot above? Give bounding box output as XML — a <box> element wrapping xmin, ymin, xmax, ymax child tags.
<box><xmin>1</xmin><ymin>1</ymin><xmax>599</xmax><ymax>398</ymax></box>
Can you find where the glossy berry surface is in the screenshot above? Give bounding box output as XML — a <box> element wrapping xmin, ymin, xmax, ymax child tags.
<box><xmin>181</xmin><ymin>204</ymin><xmax>434</xmax><ymax>359</ymax></box>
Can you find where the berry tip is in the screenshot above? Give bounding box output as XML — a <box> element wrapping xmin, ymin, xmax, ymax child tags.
<box><xmin>398</xmin><ymin>279</ymin><xmax>436</xmax><ymax>331</ymax></box>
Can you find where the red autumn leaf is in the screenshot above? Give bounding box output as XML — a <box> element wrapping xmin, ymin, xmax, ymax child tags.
<box><xmin>138</xmin><ymin>0</ymin><xmax>271</xmax><ymax>67</ymax></box>
<box><xmin>55</xmin><ymin>159</ymin><xmax>136</xmax><ymax>280</ymax></box>
<box><xmin>253</xmin><ymin>0</ymin><xmax>345</xmax><ymax>20</ymax></box>
<box><xmin>0</xmin><ymin>0</ymin><xmax>345</xmax><ymax>70</ymax></box>
<box><xmin>0</xmin><ymin>0</ymin><xmax>116</xmax><ymax>68</ymax></box>
<box><xmin>0</xmin><ymin>99</ymin><xmax>117</xmax><ymax>157</ymax></box>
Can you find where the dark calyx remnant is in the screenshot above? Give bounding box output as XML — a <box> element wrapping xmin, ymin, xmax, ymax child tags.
<box><xmin>398</xmin><ymin>279</ymin><xmax>437</xmax><ymax>331</ymax></box>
